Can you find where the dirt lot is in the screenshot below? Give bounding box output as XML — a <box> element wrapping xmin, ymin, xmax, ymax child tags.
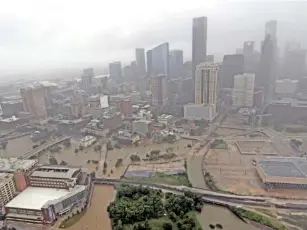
<box><xmin>214</xmin><ymin>127</ymin><xmax>247</xmax><ymax>137</ymax></box>
<box><xmin>66</xmin><ymin>185</ymin><xmax>115</xmax><ymax>230</ymax></box>
<box><xmin>125</xmin><ymin>160</ymin><xmax>185</xmax><ymax>177</ymax></box>
<box><xmin>204</xmin><ymin>141</ymin><xmax>262</xmax><ymax>195</ymax></box>
<box><xmin>204</xmin><ymin>140</ymin><xmax>307</xmax><ymax>198</ymax></box>
<box><xmin>236</xmin><ymin>140</ymin><xmax>278</xmax><ymax>155</ymax></box>
<box><xmin>103</xmin><ymin>139</ymin><xmax>191</xmax><ymax>178</ymax></box>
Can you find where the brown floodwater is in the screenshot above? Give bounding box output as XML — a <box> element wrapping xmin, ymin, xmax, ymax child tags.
<box><xmin>66</xmin><ymin>185</ymin><xmax>115</xmax><ymax>230</ymax></box>
<box><xmin>0</xmin><ymin>135</ymin><xmax>34</xmax><ymax>158</ymax></box>
<box><xmin>198</xmin><ymin>204</ymin><xmax>258</xmax><ymax>230</ymax></box>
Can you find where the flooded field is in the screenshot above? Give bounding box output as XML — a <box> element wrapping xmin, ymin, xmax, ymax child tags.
<box><xmin>38</xmin><ymin>141</ymin><xmax>101</xmax><ymax>170</ymax></box>
<box><xmin>66</xmin><ymin>185</ymin><xmax>115</xmax><ymax>230</ymax></box>
<box><xmin>0</xmin><ymin>135</ymin><xmax>34</xmax><ymax>158</ymax></box>
<box><xmin>197</xmin><ymin>204</ymin><xmax>258</xmax><ymax>230</ymax></box>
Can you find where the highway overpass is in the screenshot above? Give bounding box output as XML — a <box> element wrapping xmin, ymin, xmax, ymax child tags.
<box><xmin>93</xmin><ymin>178</ymin><xmax>307</xmax><ymax>210</ymax></box>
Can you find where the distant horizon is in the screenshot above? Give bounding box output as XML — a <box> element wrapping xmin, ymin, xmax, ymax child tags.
<box><xmin>1</xmin><ymin>1</ymin><xmax>307</xmax><ymax>76</ymax></box>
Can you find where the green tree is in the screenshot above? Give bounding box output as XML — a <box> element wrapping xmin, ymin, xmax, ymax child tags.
<box><xmin>163</xmin><ymin>222</ymin><xmax>173</xmax><ymax>230</ymax></box>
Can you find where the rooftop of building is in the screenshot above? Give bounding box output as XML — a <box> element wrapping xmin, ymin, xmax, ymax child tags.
<box><xmin>80</xmin><ymin>135</ymin><xmax>96</xmax><ymax>142</ymax></box>
<box><xmin>0</xmin><ymin>100</ymin><xmax>22</xmax><ymax>105</ymax></box>
<box><xmin>0</xmin><ymin>116</ymin><xmax>20</xmax><ymax>123</ymax></box>
<box><xmin>21</xmin><ymin>81</ymin><xmax>57</xmax><ymax>89</ymax></box>
<box><xmin>257</xmin><ymin>157</ymin><xmax>307</xmax><ymax>178</ymax></box>
<box><xmin>0</xmin><ymin>158</ymin><xmax>37</xmax><ymax>173</ymax></box>
<box><xmin>270</xmin><ymin>98</ymin><xmax>307</xmax><ymax>107</ymax></box>
<box><xmin>30</xmin><ymin>165</ymin><xmax>81</xmax><ymax>179</ymax></box>
<box><xmin>0</xmin><ymin>173</ymin><xmax>13</xmax><ymax>184</ymax></box>
<box><xmin>158</xmin><ymin>114</ymin><xmax>173</xmax><ymax>119</ymax></box>
<box><xmin>133</xmin><ymin>119</ymin><xmax>153</xmax><ymax>124</ymax></box>
<box><xmin>5</xmin><ymin>187</ymin><xmax>70</xmax><ymax>210</ymax></box>
<box><xmin>276</xmin><ymin>79</ymin><xmax>299</xmax><ymax>83</ymax></box>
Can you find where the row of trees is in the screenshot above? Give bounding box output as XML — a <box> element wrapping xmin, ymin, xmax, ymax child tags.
<box><xmin>108</xmin><ymin>185</ymin><xmax>164</xmax><ymax>227</ymax></box>
<box><xmin>107</xmin><ymin>184</ymin><xmax>203</xmax><ymax>230</ymax></box>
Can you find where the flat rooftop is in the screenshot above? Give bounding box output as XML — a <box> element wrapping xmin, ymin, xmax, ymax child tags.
<box><xmin>258</xmin><ymin>157</ymin><xmax>307</xmax><ymax>178</ymax></box>
<box><xmin>0</xmin><ymin>173</ymin><xmax>13</xmax><ymax>184</ymax></box>
<box><xmin>0</xmin><ymin>158</ymin><xmax>37</xmax><ymax>172</ymax></box>
<box><xmin>31</xmin><ymin>166</ymin><xmax>80</xmax><ymax>179</ymax></box>
<box><xmin>5</xmin><ymin>187</ymin><xmax>70</xmax><ymax>210</ymax></box>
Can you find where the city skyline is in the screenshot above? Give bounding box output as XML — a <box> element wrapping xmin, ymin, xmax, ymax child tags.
<box><xmin>1</xmin><ymin>1</ymin><xmax>307</xmax><ymax>76</ymax></box>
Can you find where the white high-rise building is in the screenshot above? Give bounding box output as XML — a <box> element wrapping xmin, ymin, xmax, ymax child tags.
<box><xmin>195</xmin><ymin>62</ymin><xmax>219</xmax><ymax>105</ymax></box>
<box><xmin>232</xmin><ymin>73</ymin><xmax>255</xmax><ymax>107</ymax></box>
<box><xmin>184</xmin><ymin>62</ymin><xmax>219</xmax><ymax>122</ymax></box>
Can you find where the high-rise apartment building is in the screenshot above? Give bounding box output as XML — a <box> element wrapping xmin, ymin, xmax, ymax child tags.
<box><xmin>232</xmin><ymin>73</ymin><xmax>255</xmax><ymax>108</ymax></box>
<box><xmin>184</xmin><ymin>62</ymin><xmax>219</xmax><ymax>122</ymax></box>
<box><xmin>151</xmin><ymin>75</ymin><xmax>168</xmax><ymax>106</ymax></box>
<box><xmin>150</xmin><ymin>43</ymin><xmax>169</xmax><ymax>77</ymax></box>
<box><xmin>0</xmin><ymin>173</ymin><xmax>16</xmax><ymax>206</ymax></box>
<box><xmin>169</xmin><ymin>50</ymin><xmax>183</xmax><ymax>79</ymax></box>
<box><xmin>192</xmin><ymin>17</ymin><xmax>207</xmax><ymax>101</ymax></box>
<box><xmin>135</xmin><ymin>48</ymin><xmax>146</xmax><ymax>77</ymax></box>
<box><xmin>20</xmin><ymin>84</ymin><xmax>51</xmax><ymax>118</ymax></box>
<box><xmin>109</xmin><ymin>61</ymin><xmax>122</xmax><ymax>83</ymax></box>
<box><xmin>195</xmin><ymin>62</ymin><xmax>219</xmax><ymax>105</ymax></box>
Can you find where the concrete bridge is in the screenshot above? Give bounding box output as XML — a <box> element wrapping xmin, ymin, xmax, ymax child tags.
<box><xmin>20</xmin><ymin>136</ymin><xmax>71</xmax><ymax>160</ymax></box>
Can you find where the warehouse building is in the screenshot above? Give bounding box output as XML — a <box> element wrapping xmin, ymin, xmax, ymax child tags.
<box><xmin>256</xmin><ymin>157</ymin><xmax>307</xmax><ymax>189</ymax></box>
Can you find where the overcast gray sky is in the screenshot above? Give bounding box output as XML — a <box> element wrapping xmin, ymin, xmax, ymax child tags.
<box><xmin>0</xmin><ymin>0</ymin><xmax>307</xmax><ymax>76</ymax></box>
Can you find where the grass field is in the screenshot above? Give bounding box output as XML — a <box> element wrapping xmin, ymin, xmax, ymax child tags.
<box><xmin>124</xmin><ymin>172</ymin><xmax>191</xmax><ymax>186</ymax></box>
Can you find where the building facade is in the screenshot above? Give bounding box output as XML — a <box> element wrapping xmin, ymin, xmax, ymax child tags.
<box><xmin>192</xmin><ymin>16</ymin><xmax>207</xmax><ymax>101</ymax></box>
<box><xmin>169</xmin><ymin>50</ymin><xmax>183</xmax><ymax>79</ymax></box>
<box><xmin>220</xmin><ymin>54</ymin><xmax>244</xmax><ymax>89</ymax></box>
<box><xmin>195</xmin><ymin>62</ymin><xmax>219</xmax><ymax>105</ymax></box>
<box><xmin>0</xmin><ymin>173</ymin><xmax>16</xmax><ymax>206</ymax></box>
<box><xmin>283</xmin><ymin>43</ymin><xmax>306</xmax><ymax>80</ymax></box>
<box><xmin>275</xmin><ymin>79</ymin><xmax>298</xmax><ymax>95</ymax></box>
<box><xmin>151</xmin><ymin>75</ymin><xmax>168</xmax><ymax>106</ymax></box>
<box><xmin>20</xmin><ymin>85</ymin><xmax>51</xmax><ymax>118</ymax></box>
<box><xmin>135</xmin><ymin>48</ymin><xmax>146</xmax><ymax>77</ymax></box>
<box><xmin>109</xmin><ymin>61</ymin><xmax>122</xmax><ymax>83</ymax></box>
<box><xmin>120</xmin><ymin>96</ymin><xmax>133</xmax><ymax>118</ymax></box>
<box><xmin>232</xmin><ymin>73</ymin><xmax>255</xmax><ymax>108</ymax></box>
<box><xmin>151</xmin><ymin>43</ymin><xmax>169</xmax><ymax>77</ymax></box>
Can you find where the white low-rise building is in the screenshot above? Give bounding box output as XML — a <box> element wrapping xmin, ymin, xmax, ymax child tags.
<box><xmin>157</xmin><ymin>114</ymin><xmax>173</xmax><ymax>125</ymax></box>
<box><xmin>184</xmin><ymin>104</ymin><xmax>217</xmax><ymax>122</ymax></box>
<box><xmin>132</xmin><ymin>120</ymin><xmax>152</xmax><ymax>136</ymax></box>
<box><xmin>275</xmin><ymin>79</ymin><xmax>298</xmax><ymax>95</ymax></box>
<box><xmin>79</xmin><ymin>135</ymin><xmax>96</xmax><ymax>148</ymax></box>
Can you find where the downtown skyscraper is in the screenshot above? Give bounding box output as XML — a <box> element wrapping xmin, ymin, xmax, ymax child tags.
<box><xmin>135</xmin><ymin>48</ymin><xmax>146</xmax><ymax>78</ymax></box>
<box><xmin>192</xmin><ymin>17</ymin><xmax>207</xmax><ymax>102</ymax></box>
<box><xmin>256</xmin><ymin>20</ymin><xmax>278</xmax><ymax>102</ymax></box>
<box><xmin>150</xmin><ymin>42</ymin><xmax>169</xmax><ymax>78</ymax></box>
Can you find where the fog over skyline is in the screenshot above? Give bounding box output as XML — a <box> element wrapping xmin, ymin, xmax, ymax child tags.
<box><xmin>1</xmin><ymin>0</ymin><xmax>307</xmax><ymax>76</ymax></box>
